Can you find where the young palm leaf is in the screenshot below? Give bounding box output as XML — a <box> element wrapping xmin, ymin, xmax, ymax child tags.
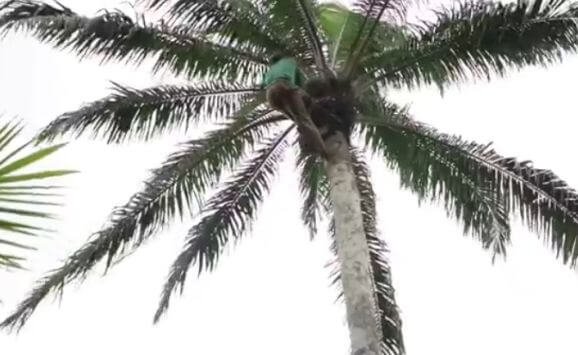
<box><xmin>0</xmin><ymin>120</ymin><xmax>73</xmax><ymax>270</ymax></box>
<box><xmin>318</xmin><ymin>2</ymin><xmax>406</xmax><ymax>70</ymax></box>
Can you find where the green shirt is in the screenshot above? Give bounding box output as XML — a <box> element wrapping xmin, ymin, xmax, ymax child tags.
<box><xmin>262</xmin><ymin>57</ymin><xmax>305</xmax><ymax>89</ymax></box>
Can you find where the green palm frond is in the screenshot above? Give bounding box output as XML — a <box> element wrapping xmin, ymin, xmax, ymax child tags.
<box><xmin>4</xmin><ymin>0</ymin><xmax>578</xmax><ymax>352</ymax></box>
<box><xmin>359</xmin><ymin>101</ymin><xmax>511</xmax><ymax>258</ymax></box>
<box><xmin>145</xmin><ymin>0</ymin><xmax>283</xmax><ymax>53</ymax></box>
<box><xmin>353</xmin><ymin>0</ymin><xmax>407</xmax><ymax>22</ymax></box>
<box><xmin>295</xmin><ymin>0</ymin><xmax>329</xmax><ymax>72</ymax></box>
<box><xmin>363</xmin><ymin>0</ymin><xmax>578</xmax><ymax>90</ymax></box>
<box><xmin>361</xmin><ymin>105</ymin><xmax>578</xmax><ymax>266</ymax></box>
<box><xmin>154</xmin><ymin>127</ymin><xmax>292</xmax><ymax>322</ymax></box>
<box><xmin>344</xmin><ymin>0</ymin><xmax>407</xmax><ymax>77</ymax></box>
<box><xmin>0</xmin><ymin>120</ymin><xmax>73</xmax><ymax>270</ymax></box>
<box><xmin>0</xmin><ymin>1</ymin><xmax>267</xmax><ymax>81</ymax></box>
<box><xmin>262</xmin><ymin>0</ymin><xmax>330</xmax><ymax>69</ymax></box>
<box><xmin>37</xmin><ymin>81</ymin><xmax>261</xmax><ymax>144</ymax></box>
<box><xmin>0</xmin><ymin>112</ymin><xmax>285</xmax><ymax>330</ymax></box>
<box><xmin>317</xmin><ymin>2</ymin><xmax>407</xmax><ymax>72</ymax></box>
<box><xmin>297</xmin><ymin>150</ymin><xmax>330</xmax><ymax>239</ymax></box>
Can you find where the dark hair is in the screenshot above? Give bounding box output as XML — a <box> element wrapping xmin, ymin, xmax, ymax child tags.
<box><xmin>269</xmin><ymin>52</ymin><xmax>286</xmax><ymax>65</ymax></box>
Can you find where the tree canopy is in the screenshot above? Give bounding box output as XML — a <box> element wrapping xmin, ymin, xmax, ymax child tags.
<box><xmin>1</xmin><ymin>1</ymin><xmax>578</xmax><ymax>354</ymax></box>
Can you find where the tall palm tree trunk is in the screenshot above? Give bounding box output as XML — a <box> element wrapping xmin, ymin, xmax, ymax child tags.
<box><xmin>325</xmin><ymin>132</ymin><xmax>381</xmax><ymax>355</ymax></box>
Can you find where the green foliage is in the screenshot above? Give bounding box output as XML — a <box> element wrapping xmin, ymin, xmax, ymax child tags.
<box><xmin>360</xmin><ymin>102</ymin><xmax>578</xmax><ymax>264</ymax></box>
<box><xmin>154</xmin><ymin>128</ymin><xmax>292</xmax><ymax>322</ymax></box>
<box><xmin>359</xmin><ymin>100</ymin><xmax>512</xmax><ymax>258</ymax></box>
<box><xmin>0</xmin><ymin>112</ymin><xmax>284</xmax><ymax>330</ymax></box>
<box><xmin>297</xmin><ymin>150</ymin><xmax>330</xmax><ymax>239</ymax></box>
<box><xmin>0</xmin><ymin>120</ymin><xmax>73</xmax><ymax>270</ymax></box>
<box><xmin>37</xmin><ymin>82</ymin><xmax>261</xmax><ymax>143</ymax></box>
<box><xmin>3</xmin><ymin>1</ymin><xmax>578</xmax><ymax>354</ymax></box>
<box><xmin>317</xmin><ymin>2</ymin><xmax>407</xmax><ymax>70</ymax></box>
<box><xmin>0</xmin><ymin>1</ymin><xmax>268</xmax><ymax>82</ymax></box>
<box><xmin>364</xmin><ymin>0</ymin><xmax>578</xmax><ymax>91</ymax></box>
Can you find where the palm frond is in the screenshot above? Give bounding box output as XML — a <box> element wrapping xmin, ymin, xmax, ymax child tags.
<box><xmin>364</xmin><ymin>0</ymin><xmax>578</xmax><ymax>90</ymax></box>
<box><xmin>154</xmin><ymin>127</ymin><xmax>292</xmax><ymax>322</ymax></box>
<box><xmin>262</xmin><ymin>0</ymin><xmax>329</xmax><ymax>69</ymax></box>
<box><xmin>317</xmin><ymin>3</ymin><xmax>407</xmax><ymax>72</ymax></box>
<box><xmin>361</xmin><ymin>103</ymin><xmax>578</xmax><ymax>266</ymax></box>
<box><xmin>0</xmin><ymin>111</ymin><xmax>284</xmax><ymax>330</ymax></box>
<box><xmin>0</xmin><ymin>1</ymin><xmax>267</xmax><ymax>81</ymax></box>
<box><xmin>295</xmin><ymin>0</ymin><xmax>329</xmax><ymax>73</ymax></box>
<box><xmin>296</xmin><ymin>149</ymin><xmax>330</xmax><ymax>239</ymax></box>
<box><xmin>36</xmin><ymin>81</ymin><xmax>261</xmax><ymax>144</ymax></box>
<box><xmin>360</xmin><ymin>101</ymin><xmax>511</xmax><ymax>258</ymax></box>
<box><xmin>0</xmin><ymin>120</ymin><xmax>73</xmax><ymax>271</ymax></box>
<box><xmin>145</xmin><ymin>0</ymin><xmax>283</xmax><ymax>53</ymax></box>
<box><xmin>353</xmin><ymin>0</ymin><xmax>407</xmax><ymax>21</ymax></box>
<box><xmin>345</xmin><ymin>0</ymin><xmax>407</xmax><ymax>77</ymax></box>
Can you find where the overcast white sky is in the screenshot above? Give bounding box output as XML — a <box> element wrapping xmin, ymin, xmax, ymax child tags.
<box><xmin>1</xmin><ymin>0</ymin><xmax>578</xmax><ymax>354</ymax></box>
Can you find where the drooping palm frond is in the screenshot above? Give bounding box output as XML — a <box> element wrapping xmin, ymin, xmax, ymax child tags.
<box><xmin>0</xmin><ymin>112</ymin><xmax>286</xmax><ymax>330</ymax></box>
<box><xmin>359</xmin><ymin>100</ymin><xmax>511</xmax><ymax>258</ymax></box>
<box><xmin>0</xmin><ymin>120</ymin><xmax>73</xmax><ymax>270</ymax></box>
<box><xmin>297</xmin><ymin>149</ymin><xmax>330</xmax><ymax>239</ymax></box>
<box><xmin>154</xmin><ymin>127</ymin><xmax>292</xmax><ymax>322</ymax></box>
<box><xmin>145</xmin><ymin>0</ymin><xmax>283</xmax><ymax>53</ymax></box>
<box><xmin>363</xmin><ymin>0</ymin><xmax>578</xmax><ymax>91</ymax></box>
<box><xmin>0</xmin><ymin>1</ymin><xmax>268</xmax><ymax>82</ymax></box>
<box><xmin>36</xmin><ymin>81</ymin><xmax>261</xmax><ymax>144</ymax></box>
<box><xmin>361</xmin><ymin>102</ymin><xmax>578</xmax><ymax>266</ymax></box>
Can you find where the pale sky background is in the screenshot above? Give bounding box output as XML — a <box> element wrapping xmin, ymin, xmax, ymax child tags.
<box><xmin>1</xmin><ymin>0</ymin><xmax>578</xmax><ymax>354</ymax></box>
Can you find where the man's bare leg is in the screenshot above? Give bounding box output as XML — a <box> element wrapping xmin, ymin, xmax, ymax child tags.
<box><xmin>266</xmin><ymin>81</ymin><xmax>328</xmax><ymax>157</ymax></box>
<box><xmin>286</xmin><ymin>89</ymin><xmax>328</xmax><ymax>157</ymax></box>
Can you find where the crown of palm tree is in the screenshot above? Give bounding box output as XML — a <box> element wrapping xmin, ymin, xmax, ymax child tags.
<box><xmin>2</xmin><ymin>0</ymin><xmax>578</xmax><ymax>354</ymax></box>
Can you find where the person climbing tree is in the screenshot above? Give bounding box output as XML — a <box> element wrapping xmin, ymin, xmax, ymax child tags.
<box><xmin>263</xmin><ymin>54</ymin><xmax>328</xmax><ymax>157</ymax></box>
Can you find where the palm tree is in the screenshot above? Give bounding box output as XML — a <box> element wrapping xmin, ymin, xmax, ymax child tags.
<box><xmin>0</xmin><ymin>120</ymin><xmax>72</xmax><ymax>271</ymax></box>
<box><xmin>1</xmin><ymin>0</ymin><xmax>578</xmax><ymax>354</ymax></box>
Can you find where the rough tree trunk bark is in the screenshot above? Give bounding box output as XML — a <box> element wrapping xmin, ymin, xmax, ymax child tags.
<box><xmin>324</xmin><ymin>132</ymin><xmax>381</xmax><ymax>355</ymax></box>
